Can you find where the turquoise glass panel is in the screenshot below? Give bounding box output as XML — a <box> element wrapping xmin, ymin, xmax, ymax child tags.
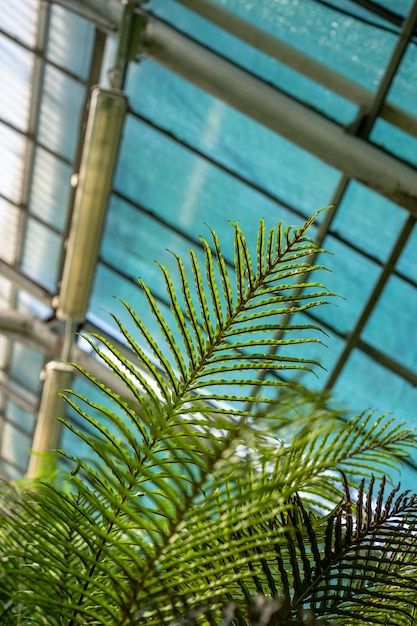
<box><xmin>312</xmin><ymin>235</ymin><xmax>380</xmax><ymax>333</ymax></box>
<box><xmin>7</xmin><ymin>378</ymin><xmax>38</xmax><ymax>406</ymax></box>
<box><xmin>335</xmin><ymin>348</ymin><xmax>417</xmax><ymax>424</ymax></box>
<box><xmin>60</xmin><ymin>376</ymin><xmax>109</xmax><ymax>461</ymax></box>
<box><xmin>102</xmin><ymin>194</ymin><xmax>209</xmax><ymax>289</ymax></box>
<box><xmin>38</xmin><ymin>65</ymin><xmax>85</xmax><ymax>161</ymax></box>
<box><xmin>9</xmin><ymin>340</ymin><xmax>44</xmax><ymax>392</ymax></box>
<box><xmin>115</xmin><ymin>113</ymin><xmax>336</xmax><ymax>235</ymax></box>
<box><xmin>385</xmin><ymin>44</ymin><xmax>417</xmax><ymax>116</ymax></box>
<box><xmin>122</xmin><ymin>61</ymin><xmax>339</xmax><ymax>215</ymax></box>
<box><xmin>331</xmin><ymin>182</ymin><xmax>407</xmax><ymax>263</ymax></box>
<box><xmin>60</xmin><ymin>418</ymin><xmax>95</xmax><ymax>464</ymax></box>
<box><xmin>362</xmin><ymin>275</ymin><xmax>417</xmax><ymax>373</ymax></box>
<box><xmin>21</xmin><ymin>217</ymin><xmax>62</xmax><ymax>290</ymax></box>
<box><xmin>270</xmin><ymin>311</ymin><xmax>345</xmax><ymax>389</ymax></box>
<box><xmin>4</xmin><ymin>398</ymin><xmax>35</xmax><ymax>434</ymax></box>
<box><xmin>62</xmin><ymin>375</ymin><xmax>133</xmax><ymax>443</ymax></box>
<box><xmin>102</xmin><ymin>192</ymin><xmax>310</xmax><ymax>294</ymax></box>
<box><xmin>168</xmin><ymin>0</ymin><xmax>396</xmax><ymax>87</ymax></box>
<box><xmin>0</xmin><ymin>422</ymin><xmax>31</xmax><ymax>470</ymax></box>
<box><xmin>47</xmin><ymin>4</ymin><xmax>94</xmax><ymax>79</ymax></box>
<box><xmin>90</xmin><ymin>260</ymin><xmax>236</xmax><ymax>386</ymax></box>
<box><xmin>141</xmin><ymin>4</ymin><xmax>357</xmax><ymax>124</ymax></box>
<box><xmin>29</xmin><ymin>147</ymin><xmax>72</xmax><ymax>231</ymax></box>
<box><xmin>89</xmin><ymin>262</ymin><xmax>169</xmax><ymax>347</ymax></box>
<box><xmin>333</xmin><ymin>349</ymin><xmax>417</xmax><ymax>492</ymax></box>
<box><xmin>397</xmin><ymin>224</ymin><xmax>417</xmax><ymax>280</ymax></box>
<box><xmin>370</xmin><ymin>119</ymin><xmax>417</xmax><ymax>168</ymax></box>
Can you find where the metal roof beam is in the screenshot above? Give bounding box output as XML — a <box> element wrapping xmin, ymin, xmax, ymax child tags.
<box><xmin>0</xmin><ymin>379</ymin><xmax>37</xmax><ymax>415</ymax></box>
<box><xmin>358</xmin><ymin>0</ymin><xmax>417</xmax><ymax>138</ymax></box>
<box><xmin>0</xmin><ymin>310</ymin><xmax>139</xmax><ymax>406</ymax></box>
<box><xmin>172</xmin><ymin>0</ymin><xmax>417</xmax><ymax>139</ymax></box>
<box><xmin>0</xmin><ymin>260</ymin><xmax>53</xmax><ymax>308</ymax></box>
<box><xmin>53</xmin><ymin>0</ymin><xmax>417</xmax><ymax>138</ymax></box>
<box><xmin>48</xmin><ymin>0</ymin><xmax>121</xmax><ymax>32</ymax></box>
<box><xmin>348</xmin><ymin>0</ymin><xmax>408</xmax><ymax>28</ymax></box>
<box><xmin>139</xmin><ymin>15</ymin><xmax>417</xmax><ymax>215</ymax></box>
<box><xmin>0</xmin><ymin>310</ymin><xmax>62</xmax><ymax>354</ymax></box>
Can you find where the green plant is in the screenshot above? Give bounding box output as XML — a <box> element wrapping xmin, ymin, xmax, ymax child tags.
<box><xmin>1</xmin><ymin>209</ymin><xmax>417</xmax><ymax>625</ymax></box>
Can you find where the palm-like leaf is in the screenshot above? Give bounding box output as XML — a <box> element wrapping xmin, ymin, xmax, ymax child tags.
<box><xmin>96</xmin><ymin>210</ymin><xmax>333</xmax><ymax>417</ymax></box>
<box><xmin>0</xmin><ymin>211</ymin><xmax>416</xmax><ymax>626</ymax></box>
<box><xmin>264</xmin><ymin>476</ymin><xmax>417</xmax><ymax>625</ymax></box>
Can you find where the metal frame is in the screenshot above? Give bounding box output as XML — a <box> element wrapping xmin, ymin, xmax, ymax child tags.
<box><xmin>44</xmin><ymin>0</ymin><xmax>121</xmax><ymax>32</ymax></box>
<box><xmin>138</xmin><ymin>13</ymin><xmax>417</xmax><ymax>214</ymax></box>
<box><xmin>0</xmin><ymin>310</ymin><xmax>141</xmax><ymax>407</ymax></box>
<box><xmin>173</xmin><ymin>0</ymin><xmax>417</xmax><ymax>138</ymax></box>
<box><xmin>0</xmin><ymin>1</ymin><xmax>52</xmax><ymax>457</ymax></box>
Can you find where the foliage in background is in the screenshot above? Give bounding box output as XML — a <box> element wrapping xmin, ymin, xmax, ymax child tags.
<box><xmin>1</xmin><ymin>210</ymin><xmax>417</xmax><ymax>625</ymax></box>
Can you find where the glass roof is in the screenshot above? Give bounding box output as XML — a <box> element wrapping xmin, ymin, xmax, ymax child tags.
<box><xmin>0</xmin><ymin>0</ymin><xmax>416</xmax><ymax>489</ymax></box>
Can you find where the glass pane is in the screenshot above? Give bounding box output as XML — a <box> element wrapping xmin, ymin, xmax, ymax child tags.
<box><xmin>4</xmin><ymin>398</ymin><xmax>35</xmax><ymax>434</ymax></box>
<box><xmin>162</xmin><ymin>0</ymin><xmax>396</xmax><ymax>88</ymax></box>
<box><xmin>0</xmin><ymin>421</ymin><xmax>31</xmax><ymax>470</ymax></box>
<box><xmin>16</xmin><ymin>290</ymin><xmax>53</xmax><ymax>319</ymax></box>
<box><xmin>125</xmin><ymin>66</ymin><xmax>340</xmax><ymax>216</ymax></box>
<box><xmin>140</xmin><ymin>4</ymin><xmax>357</xmax><ymax>124</ymax></box>
<box><xmin>38</xmin><ymin>65</ymin><xmax>86</xmax><ymax>161</ymax></box>
<box><xmin>47</xmin><ymin>4</ymin><xmax>94</xmax><ymax>80</ymax></box>
<box><xmin>0</xmin><ymin>460</ymin><xmax>23</xmax><ymax>480</ymax></box>
<box><xmin>362</xmin><ymin>275</ymin><xmax>417</xmax><ymax>373</ymax></box>
<box><xmin>0</xmin><ymin>198</ymin><xmax>20</xmax><ymax>264</ymax></box>
<box><xmin>9</xmin><ymin>340</ymin><xmax>44</xmax><ymax>392</ymax></box>
<box><xmin>312</xmin><ymin>236</ymin><xmax>380</xmax><ymax>334</ymax></box>
<box><xmin>331</xmin><ymin>182</ymin><xmax>407</xmax><ymax>263</ymax></box>
<box><xmin>397</xmin><ymin>224</ymin><xmax>417</xmax><ymax>280</ymax></box>
<box><xmin>0</xmin><ymin>0</ymin><xmax>38</xmax><ymax>47</ymax></box>
<box><xmin>89</xmin><ymin>262</ymin><xmax>168</xmax><ymax>349</ymax></box>
<box><xmin>20</xmin><ymin>217</ymin><xmax>62</xmax><ymax>290</ymax></box>
<box><xmin>333</xmin><ymin>349</ymin><xmax>417</xmax><ymax>491</ymax></box>
<box><xmin>29</xmin><ymin>147</ymin><xmax>72</xmax><ymax>231</ymax></box>
<box><xmin>385</xmin><ymin>43</ymin><xmax>417</xmax><ymax>117</ymax></box>
<box><xmin>102</xmin><ymin>194</ymin><xmax>207</xmax><ymax>288</ymax></box>
<box><xmin>7</xmin><ymin>378</ymin><xmax>38</xmax><ymax>406</ymax></box>
<box><xmin>0</xmin><ymin>275</ymin><xmax>12</xmax><ymax>308</ymax></box>
<box><xmin>272</xmin><ymin>311</ymin><xmax>345</xmax><ymax>389</ymax></box>
<box><xmin>115</xmin><ymin>115</ymin><xmax>336</xmax><ymax>248</ymax></box>
<box><xmin>0</xmin><ymin>36</ymin><xmax>34</xmax><ymax>131</ymax></box>
<box><xmin>370</xmin><ymin>118</ymin><xmax>417</xmax><ymax>168</ymax></box>
<box><xmin>0</xmin><ymin>122</ymin><xmax>25</xmax><ymax>203</ymax></box>
<box><xmin>334</xmin><ymin>348</ymin><xmax>417</xmax><ymax>442</ymax></box>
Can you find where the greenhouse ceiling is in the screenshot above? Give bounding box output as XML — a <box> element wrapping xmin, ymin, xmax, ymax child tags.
<box><xmin>0</xmin><ymin>0</ymin><xmax>416</xmax><ymax>485</ymax></box>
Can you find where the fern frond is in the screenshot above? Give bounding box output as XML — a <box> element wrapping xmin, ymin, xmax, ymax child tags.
<box><xmin>3</xmin><ymin>210</ymin><xmax>417</xmax><ymax>626</ymax></box>
<box><xmin>291</xmin><ymin>476</ymin><xmax>417</xmax><ymax>624</ymax></box>
<box><xmin>84</xmin><ymin>212</ymin><xmax>333</xmax><ymax>425</ymax></box>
